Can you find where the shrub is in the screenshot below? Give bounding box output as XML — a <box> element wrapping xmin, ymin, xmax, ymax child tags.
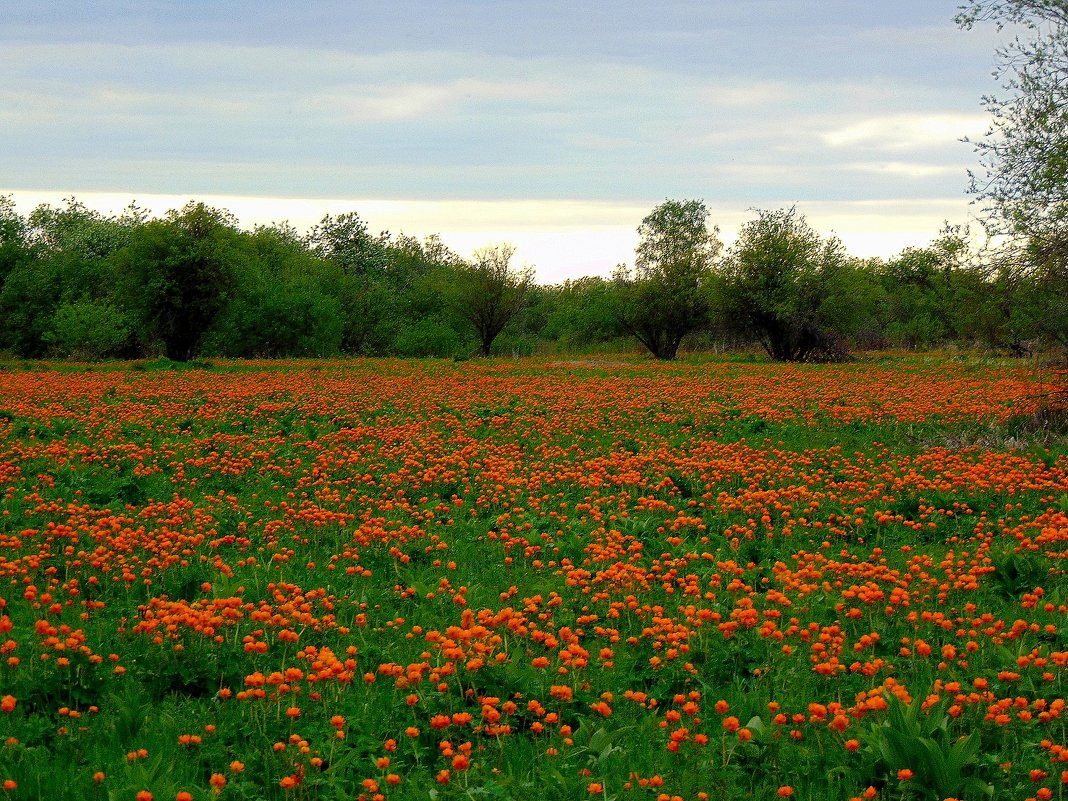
<box><xmin>45</xmin><ymin>299</ymin><xmax>130</xmax><ymax>359</ymax></box>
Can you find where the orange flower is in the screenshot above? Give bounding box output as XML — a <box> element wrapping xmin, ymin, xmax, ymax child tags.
<box><xmin>0</xmin><ymin>696</ymin><xmax>14</xmax><ymax>714</ymax></box>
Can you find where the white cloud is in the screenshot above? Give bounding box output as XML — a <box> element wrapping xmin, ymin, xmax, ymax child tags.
<box><xmin>696</xmin><ymin>81</ymin><xmax>793</xmax><ymax>108</ymax></box>
<box><xmin>821</xmin><ymin>113</ymin><xmax>989</xmax><ymax>151</ymax></box>
<box><xmin>299</xmin><ymin>78</ymin><xmax>561</xmax><ymax>122</ymax></box>
<box><xmin>841</xmin><ymin>161</ymin><xmax>965</xmax><ymax>178</ymax></box>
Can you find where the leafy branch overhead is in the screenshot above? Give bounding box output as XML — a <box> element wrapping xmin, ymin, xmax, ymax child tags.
<box><xmin>956</xmin><ymin>0</ymin><xmax>1068</xmax><ymax>351</ymax></box>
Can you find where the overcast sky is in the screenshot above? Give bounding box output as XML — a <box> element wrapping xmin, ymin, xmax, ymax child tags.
<box><xmin>2</xmin><ymin>2</ymin><xmax>1008</xmax><ymax>281</ymax></box>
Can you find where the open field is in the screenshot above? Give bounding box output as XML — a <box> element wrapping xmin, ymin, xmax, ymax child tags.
<box><xmin>0</xmin><ymin>355</ymin><xmax>1065</xmax><ymax>801</ymax></box>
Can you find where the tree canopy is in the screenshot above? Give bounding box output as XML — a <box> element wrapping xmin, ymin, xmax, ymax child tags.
<box><xmin>117</xmin><ymin>202</ymin><xmax>245</xmax><ymax>362</ymax></box>
<box><xmin>450</xmin><ymin>244</ymin><xmax>533</xmax><ymax>357</ymax></box>
<box><xmin>0</xmin><ymin>192</ymin><xmax>1063</xmax><ymax>361</ymax></box>
<box><xmin>613</xmin><ymin>199</ymin><xmax>722</xmax><ymax>360</ymax></box>
<box><xmin>719</xmin><ymin>207</ymin><xmax>860</xmax><ymax>362</ymax></box>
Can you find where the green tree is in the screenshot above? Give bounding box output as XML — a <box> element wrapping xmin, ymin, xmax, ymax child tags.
<box><xmin>379</xmin><ymin>233</ymin><xmax>467</xmax><ymax>357</ymax></box>
<box><xmin>540</xmin><ymin>277</ymin><xmax>621</xmax><ymax>352</ymax></box>
<box><xmin>0</xmin><ymin>197</ymin><xmax>38</xmax><ymax>355</ymax></box>
<box><xmin>958</xmin><ymin>1</ymin><xmax>1068</xmax><ymax>350</ymax></box>
<box><xmin>957</xmin><ymin>1</ymin><xmax>1068</xmax><ymax>244</ymax></box>
<box><xmin>720</xmin><ymin>207</ymin><xmax>861</xmax><ymax>362</ymax></box>
<box><xmin>204</xmin><ymin>224</ymin><xmax>344</xmax><ymax>357</ymax></box>
<box><xmin>877</xmin><ymin>225</ymin><xmax>974</xmax><ymax>349</ymax></box>
<box><xmin>305</xmin><ymin>212</ymin><xmax>388</xmax><ymax>276</ymax></box>
<box><xmin>451</xmin><ymin>243</ymin><xmax>533</xmax><ymax>357</ymax></box>
<box><xmin>612</xmin><ymin>199</ymin><xmax>722</xmax><ymax>360</ymax></box>
<box><xmin>0</xmin><ymin>195</ymin><xmax>34</xmax><ymax>288</ymax></box>
<box><xmin>117</xmin><ymin>202</ymin><xmax>245</xmax><ymax>361</ymax></box>
<box><xmin>0</xmin><ymin>198</ymin><xmax>136</xmax><ymax>357</ymax></box>
<box><xmin>305</xmin><ymin>211</ymin><xmax>395</xmax><ymax>353</ymax></box>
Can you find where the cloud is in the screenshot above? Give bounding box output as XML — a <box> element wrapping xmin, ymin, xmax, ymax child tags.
<box><xmin>0</xmin><ymin>33</ymin><xmax>993</xmax><ymax>208</ymax></box>
<box><xmin>695</xmin><ymin>81</ymin><xmax>793</xmax><ymax>108</ymax></box>
<box><xmin>821</xmin><ymin>113</ymin><xmax>990</xmax><ymax>151</ymax></box>
<box><xmin>298</xmin><ymin>78</ymin><xmax>561</xmax><ymax>122</ymax></box>
<box><xmin>841</xmin><ymin>161</ymin><xmax>966</xmax><ymax>178</ymax></box>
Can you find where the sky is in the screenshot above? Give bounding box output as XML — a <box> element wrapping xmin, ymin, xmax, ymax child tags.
<box><xmin>1</xmin><ymin>1</ymin><xmax>1009</xmax><ymax>282</ymax></box>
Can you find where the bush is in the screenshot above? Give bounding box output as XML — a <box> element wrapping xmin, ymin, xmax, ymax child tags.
<box><xmin>45</xmin><ymin>299</ymin><xmax>131</xmax><ymax>359</ymax></box>
<box><xmin>392</xmin><ymin>316</ymin><xmax>467</xmax><ymax>358</ymax></box>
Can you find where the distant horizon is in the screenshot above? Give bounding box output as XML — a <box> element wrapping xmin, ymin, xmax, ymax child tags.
<box><xmin>3</xmin><ymin>189</ymin><xmax>983</xmax><ymax>284</ymax></box>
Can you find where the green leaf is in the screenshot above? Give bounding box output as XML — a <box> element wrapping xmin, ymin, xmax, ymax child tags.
<box><xmin>948</xmin><ymin>732</ymin><xmax>981</xmax><ymax>776</ymax></box>
<box><xmin>887</xmin><ymin>694</ymin><xmax>919</xmax><ymax>739</ymax></box>
<box><xmin>588</xmin><ymin>726</ymin><xmax>610</xmax><ymax>753</ymax></box>
<box><xmin>918</xmin><ymin>736</ymin><xmax>951</xmax><ymax>794</ymax></box>
<box><xmin>880</xmin><ymin>727</ymin><xmax>916</xmax><ymax>770</ymax></box>
<box><xmin>961</xmin><ymin>777</ymin><xmax>995</xmax><ymax>799</ymax></box>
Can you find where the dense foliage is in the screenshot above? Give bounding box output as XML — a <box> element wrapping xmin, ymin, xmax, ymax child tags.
<box><xmin>1</xmin><ymin>194</ymin><xmax>1066</xmax><ymax>361</ymax></box>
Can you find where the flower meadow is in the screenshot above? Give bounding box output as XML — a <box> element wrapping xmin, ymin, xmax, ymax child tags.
<box><xmin>0</xmin><ymin>356</ymin><xmax>1065</xmax><ymax>801</ymax></box>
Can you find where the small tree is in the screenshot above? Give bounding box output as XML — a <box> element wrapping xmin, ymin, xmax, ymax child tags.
<box><xmin>0</xmin><ymin>197</ymin><xmax>137</xmax><ymax>357</ymax></box>
<box><xmin>720</xmin><ymin>207</ymin><xmax>859</xmax><ymax>362</ymax></box>
<box><xmin>452</xmin><ymin>243</ymin><xmax>532</xmax><ymax>357</ymax></box>
<box><xmin>204</xmin><ymin>224</ymin><xmax>344</xmax><ymax>358</ymax></box>
<box><xmin>541</xmin><ymin>276</ymin><xmax>620</xmax><ymax>351</ymax></box>
<box><xmin>117</xmin><ymin>202</ymin><xmax>245</xmax><ymax>361</ymax></box>
<box><xmin>305</xmin><ymin>212</ymin><xmax>396</xmax><ymax>354</ymax></box>
<box><xmin>613</xmin><ymin>199</ymin><xmax>722</xmax><ymax>360</ymax></box>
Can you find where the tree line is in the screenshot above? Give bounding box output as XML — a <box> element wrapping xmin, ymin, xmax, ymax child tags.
<box><xmin>0</xmin><ymin>193</ymin><xmax>1063</xmax><ymax>362</ymax></box>
<box><xmin>2</xmin><ymin>1</ymin><xmax>1065</xmax><ymax>363</ymax></box>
